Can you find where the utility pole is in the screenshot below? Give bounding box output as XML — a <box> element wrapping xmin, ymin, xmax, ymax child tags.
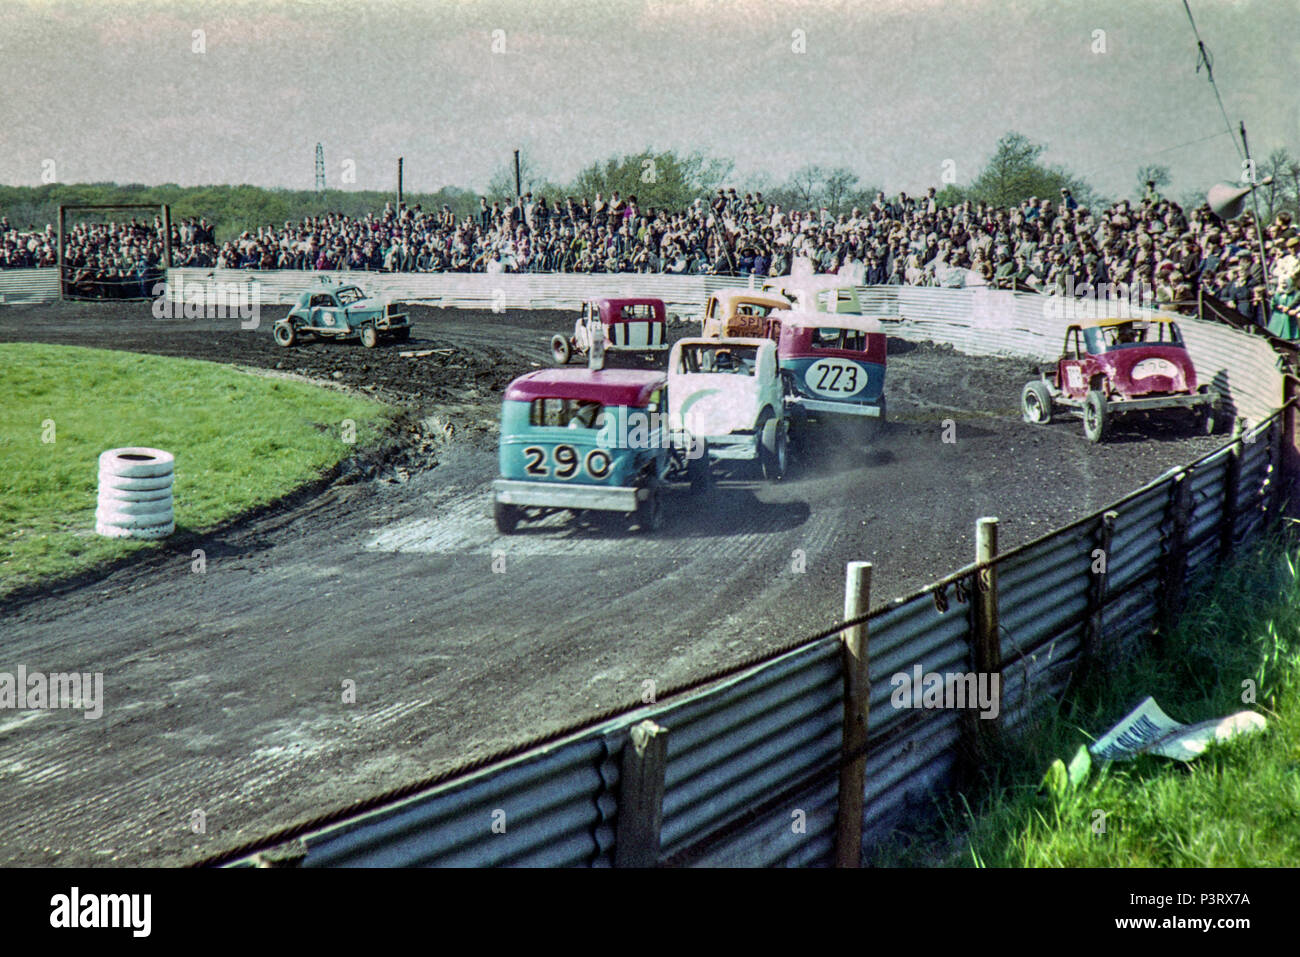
<box><xmin>397</xmin><ymin>156</ymin><xmax>404</xmax><ymax>209</ymax></box>
<box><xmin>315</xmin><ymin>143</ymin><xmax>326</xmax><ymax>195</ymax></box>
<box><xmin>514</xmin><ymin>149</ymin><xmax>522</xmax><ymax>204</ymax></box>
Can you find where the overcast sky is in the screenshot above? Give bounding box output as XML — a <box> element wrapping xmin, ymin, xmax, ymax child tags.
<box><xmin>2</xmin><ymin>0</ymin><xmax>1296</xmax><ymax>201</ymax></box>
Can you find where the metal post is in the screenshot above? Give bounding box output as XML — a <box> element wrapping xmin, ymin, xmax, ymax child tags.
<box><xmin>162</xmin><ymin>203</ymin><xmax>172</xmax><ymax>270</ymax></box>
<box><xmin>57</xmin><ymin>205</ymin><xmax>66</xmax><ymax>300</ymax></box>
<box><xmin>614</xmin><ymin>720</ymin><xmax>667</xmax><ymax>868</ymax></box>
<box><xmin>1240</xmin><ymin>123</ymin><xmax>1272</xmax><ymax>320</ymax></box>
<box><xmin>397</xmin><ymin>157</ymin><xmax>404</xmax><ymax>209</ymax></box>
<box><xmin>513</xmin><ymin>149</ymin><xmax>521</xmax><ymax>204</ymax></box>
<box><xmin>835</xmin><ymin>561</ymin><xmax>871</xmax><ymax>868</ymax></box>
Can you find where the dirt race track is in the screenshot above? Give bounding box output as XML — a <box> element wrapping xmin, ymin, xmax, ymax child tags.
<box><xmin>0</xmin><ymin>300</ymin><xmax>1226</xmax><ymax>865</ymax></box>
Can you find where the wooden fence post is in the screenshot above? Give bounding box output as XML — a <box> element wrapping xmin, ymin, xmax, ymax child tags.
<box><xmin>1220</xmin><ymin>419</ymin><xmax>1246</xmax><ymax>560</ymax></box>
<box><xmin>1082</xmin><ymin>510</ymin><xmax>1117</xmax><ymax>670</ymax></box>
<box><xmin>835</xmin><ymin>561</ymin><xmax>871</xmax><ymax>868</ymax></box>
<box><xmin>614</xmin><ymin>720</ymin><xmax>667</xmax><ymax>868</ymax></box>
<box><xmin>1159</xmin><ymin>473</ymin><xmax>1194</xmax><ymax>639</ymax></box>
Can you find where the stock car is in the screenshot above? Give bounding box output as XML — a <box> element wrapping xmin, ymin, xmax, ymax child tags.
<box><xmin>762</xmin><ymin>275</ymin><xmax>865</xmax><ymax>316</ymax></box>
<box><xmin>273</xmin><ymin>281</ymin><xmax>409</xmax><ymax>347</ymax></box>
<box><xmin>1020</xmin><ymin>316</ymin><xmax>1223</xmax><ymax>442</ymax></box>
<box><xmin>700</xmin><ymin>289</ymin><xmax>792</xmax><ymax>339</ymax></box>
<box><xmin>551</xmin><ymin>297</ymin><xmax>669</xmax><ymax>365</ymax></box>
<box><xmin>666</xmin><ymin>337</ymin><xmax>789</xmax><ymax>480</ymax></box>
<box><xmin>493</xmin><ymin>368</ymin><xmax>708</xmax><ymax>534</ymax></box>
<box><xmin>766</xmin><ymin>310</ymin><xmax>889</xmax><ymax>442</ymax></box>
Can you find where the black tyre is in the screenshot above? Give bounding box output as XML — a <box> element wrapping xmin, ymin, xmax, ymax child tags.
<box><xmin>862</xmin><ymin>396</ymin><xmax>887</xmax><ymax>442</ymax></box>
<box><xmin>759</xmin><ymin>411</ymin><xmax>788</xmax><ymax>481</ymax></box>
<box><xmin>1021</xmin><ymin>380</ymin><xmax>1053</xmax><ymax>424</ymax></box>
<box><xmin>360</xmin><ymin>325</ymin><xmax>379</xmax><ymax>348</ymax></box>
<box><xmin>1083</xmin><ymin>390</ymin><xmax>1108</xmax><ymax>443</ymax></box>
<box><xmin>633</xmin><ymin>488</ymin><xmax>663</xmax><ymax>533</ymax></box>
<box><xmin>686</xmin><ymin>442</ymin><xmax>713</xmax><ymax>494</ymax></box>
<box><xmin>551</xmin><ymin>334</ymin><xmax>572</xmax><ymax>364</ymax></box>
<box><xmin>493</xmin><ymin>501</ymin><xmax>521</xmax><ymax>535</ymax></box>
<box><xmin>273</xmin><ymin>322</ymin><xmax>296</xmax><ymax>347</ymax></box>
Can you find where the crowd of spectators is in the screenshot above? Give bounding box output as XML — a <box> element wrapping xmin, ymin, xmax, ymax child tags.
<box><xmin>3</xmin><ymin>187</ymin><xmax>1299</xmax><ymax>333</ymax></box>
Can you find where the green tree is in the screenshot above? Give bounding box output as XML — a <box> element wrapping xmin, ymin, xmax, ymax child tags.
<box><xmin>569</xmin><ymin>150</ymin><xmax>733</xmax><ymax>211</ymax></box>
<box><xmin>967</xmin><ymin>131</ymin><xmax>1095</xmax><ymax>209</ymax></box>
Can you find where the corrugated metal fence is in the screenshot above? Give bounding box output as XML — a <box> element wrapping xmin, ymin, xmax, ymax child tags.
<box><xmin>206</xmin><ymin>277</ymin><xmax>1293</xmax><ymax>868</ymax></box>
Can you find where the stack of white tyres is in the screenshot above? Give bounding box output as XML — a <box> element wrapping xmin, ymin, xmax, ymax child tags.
<box><xmin>96</xmin><ymin>448</ymin><xmax>175</xmax><ymax>539</ymax></box>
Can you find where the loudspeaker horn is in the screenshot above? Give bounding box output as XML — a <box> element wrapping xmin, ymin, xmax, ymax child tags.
<box><xmin>1208</xmin><ymin>176</ymin><xmax>1274</xmax><ymax>220</ymax></box>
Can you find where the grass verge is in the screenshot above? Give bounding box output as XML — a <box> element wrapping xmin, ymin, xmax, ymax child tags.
<box><xmin>879</xmin><ymin>533</ymin><xmax>1300</xmax><ymax>867</ymax></box>
<box><xmin>0</xmin><ymin>342</ymin><xmax>393</xmax><ymax>595</ymax></box>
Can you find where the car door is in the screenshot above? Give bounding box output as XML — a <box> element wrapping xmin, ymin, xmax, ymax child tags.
<box><xmin>1057</xmin><ymin>327</ymin><xmax>1088</xmax><ymax>398</ymax></box>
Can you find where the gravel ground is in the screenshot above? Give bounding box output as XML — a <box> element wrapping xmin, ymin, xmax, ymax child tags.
<box><xmin>0</xmin><ymin>299</ymin><xmax>1227</xmax><ymax>865</ymax></box>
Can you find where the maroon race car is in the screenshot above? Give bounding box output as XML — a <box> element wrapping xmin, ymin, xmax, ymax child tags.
<box><xmin>1021</xmin><ymin>316</ymin><xmax>1222</xmax><ymax>442</ymax></box>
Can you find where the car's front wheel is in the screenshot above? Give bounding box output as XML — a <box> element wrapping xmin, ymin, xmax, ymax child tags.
<box><xmin>1083</xmin><ymin>390</ymin><xmax>1108</xmax><ymax>443</ymax></box>
<box><xmin>551</xmin><ymin>334</ymin><xmax>572</xmax><ymax>364</ymax></box>
<box><xmin>1021</xmin><ymin>380</ymin><xmax>1053</xmax><ymax>424</ymax></box>
<box><xmin>360</xmin><ymin>325</ymin><xmax>379</xmax><ymax>348</ymax></box>
<box><xmin>759</xmin><ymin>411</ymin><xmax>788</xmax><ymax>481</ymax></box>
<box><xmin>494</xmin><ymin>501</ymin><xmax>521</xmax><ymax>535</ymax></box>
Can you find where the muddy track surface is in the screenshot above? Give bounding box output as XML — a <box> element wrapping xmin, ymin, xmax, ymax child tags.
<box><xmin>0</xmin><ymin>300</ymin><xmax>1225</xmax><ymax>865</ymax></box>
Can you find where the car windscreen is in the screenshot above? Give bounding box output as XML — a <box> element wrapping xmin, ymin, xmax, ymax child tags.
<box><xmin>811</xmin><ymin>327</ymin><xmax>868</xmax><ymax>351</ymax></box>
<box><xmin>529</xmin><ymin>398</ymin><xmax>606</xmax><ymax>429</ymax></box>
<box><xmin>1086</xmin><ymin>321</ymin><xmax>1177</xmax><ymax>352</ymax></box>
<box><xmin>617</xmin><ymin>304</ymin><xmax>658</xmax><ymax>321</ymax></box>
<box><xmin>677</xmin><ymin>344</ymin><xmax>758</xmax><ymax>376</ymax></box>
<box><xmin>335</xmin><ymin>287</ymin><xmax>364</xmax><ymax>304</ymax></box>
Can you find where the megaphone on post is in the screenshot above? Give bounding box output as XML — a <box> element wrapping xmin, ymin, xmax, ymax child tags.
<box><xmin>1207</xmin><ymin>177</ymin><xmax>1273</xmax><ymax>220</ymax></box>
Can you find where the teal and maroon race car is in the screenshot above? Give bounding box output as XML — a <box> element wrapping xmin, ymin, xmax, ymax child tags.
<box><xmin>493</xmin><ymin>367</ymin><xmax>708</xmax><ymax>534</ymax></box>
<box><xmin>765</xmin><ymin>310</ymin><xmax>889</xmax><ymax>443</ymax></box>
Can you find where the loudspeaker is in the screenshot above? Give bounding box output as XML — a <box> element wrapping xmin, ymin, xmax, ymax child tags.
<box><xmin>1207</xmin><ymin>177</ymin><xmax>1274</xmax><ymax>220</ymax></box>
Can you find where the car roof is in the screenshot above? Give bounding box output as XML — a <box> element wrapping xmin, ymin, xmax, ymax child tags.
<box><xmin>590</xmin><ymin>297</ymin><xmax>665</xmax><ymax>310</ymax></box>
<box><xmin>771</xmin><ymin>309</ymin><xmax>884</xmax><ymax>333</ymax></box>
<box><xmin>1079</xmin><ymin>317</ymin><xmax>1175</xmax><ymax>328</ymax></box>
<box><xmin>504</xmin><ymin>368</ymin><xmax>666</xmax><ymax>407</ymax></box>
<box><xmin>675</xmin><ymin>336</ymin><xmax>771</xmax><ymax>348</ymax></box>
<box><xmin>710</xmin><ymin>289</ymin><xmax>791</xmax><ymax>309</ymax></box>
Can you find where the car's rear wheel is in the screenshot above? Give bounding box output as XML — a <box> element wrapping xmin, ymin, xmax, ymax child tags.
<box><xmin>493</xmin><ymin>501</ymin><xmax>521</xmax><ymax>535</ymax></box>
<box><xmin>633</xmin><ymin>488</ymin><xmax>662</xmax><ymax>533</ymax></box>
<box><xmin>1083</xmin><ymin>390</ymin><xmax>1108</xmax><ymax>443</ymax></box>
<box><xmin>759</xmin><ymin>411</ymin><xmax>788</xmax><ymax>481</ymax></box>
<box><xmin>273</xmin><ymin>322</ymin><xmax>296</xmax><ymax>347</ymax></box>
<box><xmin>1021</xmin><ymin>380</ymin><xmax>1053</xmax><ymax>424</ymax></box>
<box><xmin>686</xmin><ymin>442</ymin><xmax>713</xmax><ymax>494</ymax></box>
<box><xmin>393</xmin><ymin>327</ymin><xmax>410</xmax><ymax>342</ymax></box>
<box><xmin>551</xmin><ymin>335</ymin><xmax>572</xmax><ymax>364</ymax></box>
<box><xmin>862</xmin><ymin>396</ymin><xmax>887</xmax><ymax>442</ymax></box>
<box><xmin>360</xmin><ymin>325</ymin><xmax>379</xmax><ymax>348</ymax></box>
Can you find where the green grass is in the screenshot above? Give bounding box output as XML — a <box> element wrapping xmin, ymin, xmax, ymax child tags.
<box><xmin>0</xmin><ymin>343</ymin><xmax>393</xmax><ymax>595</ymax></box>
<box><xmin>879</xmin><ymin>535</ymin><xmax>1300</xmax><ymax>867</ymax></box>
